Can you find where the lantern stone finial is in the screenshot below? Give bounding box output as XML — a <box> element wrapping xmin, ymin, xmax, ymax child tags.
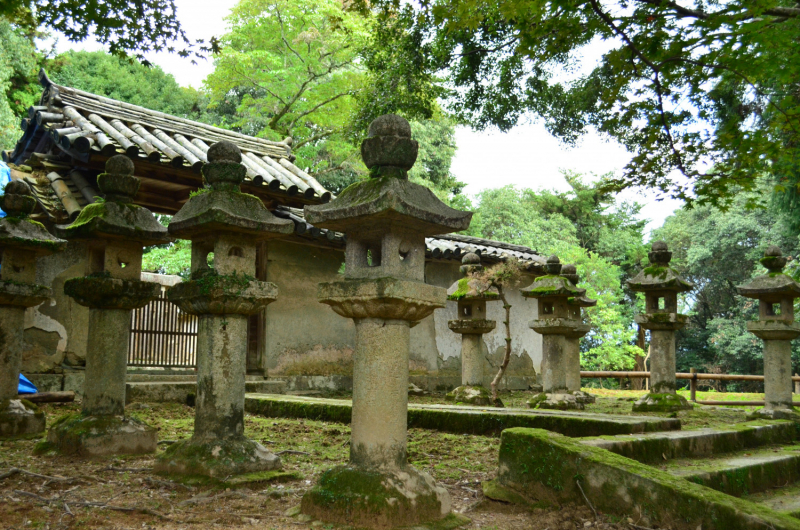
<box><xmin>545</xmin><ymin>255</ymin><xmax>562</xmax><ymax>275</ymax></box>
<box><xmin>360</xmin><ymin>114</ymin><xmax>419</xmax><ymax>178</ymax></box>
<box><xmin>760</xmin><ymin>245</ymin><xmax>787</xmax><ymax>273</ymax></box>
<box><xmin>0</xmin><ymin>180</ymin><xmax>36</xmax><ymax>217</ymax></box>
<box><xmin>97</xmin><ymin>154</ymin><xmax>139</xmax><ymax>203</ymax></box>
<box><xmin>202</xmin><ymin>140</ymin><xmax>247</xmax><ymax>190</ymax></box>
<box><xmin>648</xmin><ymin>240</ymin><xmax>672</xmax><ymax>265</ymax></box>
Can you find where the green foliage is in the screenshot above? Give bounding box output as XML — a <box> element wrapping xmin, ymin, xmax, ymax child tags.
<box><xmin>143</xmin><ymin>239</ymin><xmax>192</xmax><ymax>279</ymax></box>
<box><xmin>1</xmin><ymin>0</ymin><xmax>215</xmax><ymax>62</ymax></box>
<box><xmin>653</xmin><ymin>180</ymin><xmax>800</xmax><ymax>386</ymax></box>
<box><xmin>359</xmin><ymin>0</ymin><xmax>800</xmax><ymax>210</ymax></box>
<box><xmin>0</xmin><ymin>18</ymin><xmax>40</xmax><ymax>150</ymax></box>
<box><xmin>408</xmin><ymin>118</ymin><xmax>464</xmax><ymax>196</ymax></box>
<box><xmin>48</xmin><ymin>51</ymin><xmax>199</xmax><ymax>116</ymax></box>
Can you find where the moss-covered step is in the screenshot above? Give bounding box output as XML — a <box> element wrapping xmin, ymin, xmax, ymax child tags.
<box><xmin>244</xmin><ymin>393</ymin><xmax>680</xmax><ymax>437</ymax></box>
<box><xmin>746</xmin><ymin>481</ymin><xmax>800</xmax><ymax>519</ymax></box>
<box><xmin>492</xmin><ymin>427</ymin><xmax>800</xmax><ymax>530</ymax></box>
<box><xmin>663</xmin><ymin>443</ymin><xmax>800</xmax><ymax>497</ymax></box>
<box><xmin>580</xmin><ymin>421</ymin><xmax>798</xmax><ymax>464</ymax></box>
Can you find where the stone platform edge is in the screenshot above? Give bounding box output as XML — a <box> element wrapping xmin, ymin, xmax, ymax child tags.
<box><xmin>490</xmin><ymin>427</ymin><xmax>800</xmax><ymax>530</ymax></box>
<box><xmin>244</xmin><ymin>394</ymin><xmax>680</xmax><ymax>437</ymax></box>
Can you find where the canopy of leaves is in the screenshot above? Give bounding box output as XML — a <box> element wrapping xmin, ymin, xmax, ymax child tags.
<box><xmin>360</xmin><ymin>0</ymin><xmax>800</xmax><ymax>211</ymax></box>
<box><xmin>48</xmin><ymin>50</ymin><xmax>199</xmax><ymax>116</ymax></box>
<box><xmin>0</xmin><ymin>19</ymin><xmax>40</xmax><ymax>150</ymax></box>
<box><xmin>653</xmin><ymin>180</ymin><xmax>800</xmax><ymax>386</ymax></box>
<box><xmin>1</xmin><ymin>0</ymin><xmax>216</xmax><ymax>62</ymax></box>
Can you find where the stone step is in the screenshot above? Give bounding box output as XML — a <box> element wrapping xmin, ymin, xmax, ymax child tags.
<box><xmin>579</xmin><ymin>421</ymin><xmax>797</xmax><ymax>464</ymax></box>
<box><xmin>244</xmin><ymin>393</ymin><xmax>680</xmax><ymax>437</ymax></box>
<box><xmin>745</xmin><ymin>483</ymin><xmax>800</xmax><ymax>518</ymax></box>
<box><xmin>126</xmin><ymin>380</ymin><xmax>286</xmax><ymax>404</ymax></box>
<box><xmin>662</xmin><ymin>443</ymin><xmax>800</xmax><ymax>497</ymax></box>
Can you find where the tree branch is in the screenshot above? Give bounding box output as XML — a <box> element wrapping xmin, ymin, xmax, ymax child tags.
<box><xmin>288</xmin><ymin>92</ymin><xmax>352</xmax><ymax>130</ymax></box>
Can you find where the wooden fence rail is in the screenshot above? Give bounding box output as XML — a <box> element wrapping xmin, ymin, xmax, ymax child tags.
<box><xmin>580</xmin><ymin>370</ymin><xmax>800</xmax><ymax>406</ymax></box>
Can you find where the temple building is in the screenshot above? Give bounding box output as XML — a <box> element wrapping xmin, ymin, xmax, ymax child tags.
<box><xmin>3</xmin><ymin>70</ymin><xmax>544</xmax><ymax>393</ymax></box>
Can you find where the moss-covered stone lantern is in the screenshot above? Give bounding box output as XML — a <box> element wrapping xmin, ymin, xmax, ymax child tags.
<box><xmin>737</xmin><ymin>246</ymin><xmax>800</xmax><ymax>420</ymax></box>
<box><xmin>0</xmin><ymin>181</ymin><xmax>65</xmax><ymax>439</ymax></box>
<box><xmin>628</xmin><ymin>241</ymin><xmax>694</xmax><ymax>412</ymax></box>
<box><xmin>155</xmin><ymin>141</ymin><xmax>293</xmax><ymax>478</ymax></box>
<box><xmin>522</xmin><ymin>256</ymin><xmax>588</xmax><ymax>410</ymax></box>
<box><xmin>47</xmin><ymin>155</ymin><xmax>169</xmax><ymax>455</ymax></box>
<box><xmin>300</xmin><ymin>115</ymin><xmax>472</xmax><ymax>528</ymax></box>
<box><xmin>561</xmin><ymin>264</ymin><xmax>597</xmax><ymax>404</ymax></box>
<box><xmin>445</xmin><ymin>252</ymin><xmax>499</xmax><ymax>406</ymax></box>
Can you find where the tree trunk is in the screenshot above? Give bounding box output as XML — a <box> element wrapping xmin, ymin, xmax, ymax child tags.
<box><xmin>632</xmin><ymin>324</ymin><xmax>647</xmax><ymax>390</ymax></box>
<box><xmin>490</xmin><ymin>287</ymin><xmax>512</xmax><ymax>407</ymax></box>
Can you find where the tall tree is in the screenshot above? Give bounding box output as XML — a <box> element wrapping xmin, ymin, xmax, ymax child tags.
<box><xmin>361</xmin><ymin>0</ymin><xmax>800</xmax><ymax>209</ymax></box>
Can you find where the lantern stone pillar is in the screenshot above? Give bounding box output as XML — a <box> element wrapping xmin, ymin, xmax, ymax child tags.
<box><xmin>560</xmin><ymin>264</ymin><xmax>597</xmax><ymax>404</ymax></box>
<box><xmin>628</xmin><ymin>241</ymin><xmax>694</xmax><ymax>412</ymax></box>
<box><xmin>0</xmin><ymin>181</ymin><xmax>65</xmax><ymax>439</ymax></box>
<box><xmin>47</xmin><ymin>156</ymin><xmax>169</xmax><ymax>455</ymax></box>
<box><xmin>155</xmin><ymin>141</ymin><xmax>292</xmax><ymax>478</ymax></box>
<box><xmin>300</xmin><ymin>115</ymin><xmax>472</xmax><ymax>528</ymax></box>
<box><xmin>522</xmin><ymin>256</ymin><xmax>588</xmax><ymax>410</ymax></box>
<box><xmin>737</xmin><ymin>246</ymin><xmax>800</xmax><ymax>420</ymax></box>
<box><xmin>445</xmin><ymin>252</ymin><xmax>498</xmax><ymax>406</ymax></box>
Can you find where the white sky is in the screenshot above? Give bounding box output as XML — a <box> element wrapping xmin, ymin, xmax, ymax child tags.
<box><xmin>48</xmin><ymin>0</ymin><xmax>684</xmax><ymax>234</ymax></box>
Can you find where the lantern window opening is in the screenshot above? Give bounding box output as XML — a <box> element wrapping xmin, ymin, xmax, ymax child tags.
<box><xmin>228</xmin><ymin>246</ymin><xmax>244</xmax><ymax>258</ymax></box>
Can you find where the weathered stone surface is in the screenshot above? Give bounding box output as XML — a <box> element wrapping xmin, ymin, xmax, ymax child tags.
<box><xmin>445</xmin><ymin>385</ymin><xmax>491</xmax><ymax>406</ymax></box>
<box><xmin>245</xmin><ymin>393</ymin><xmax>682</xmax><ymax>436</ymax></box>
<box><xmin>22</xmin><ymin>327</ymin><xmax>65</xmax><ymax>373</ymax></box>
<box><xmin>168</xmin><ymin>275</ymin><xmax>278</xmax><ymax>315</ymax></box>
<box><xmin>580</xmin><ymin>421</ymin><xmax>797</xmax><ymax>463</ymax></box>
<box><xmin>527</xmin><ymin>391</ymin><xmax>583</xmax><ymax>411</ymax></box>
<box><xmin>63</xmin><ymin>276</ymin><xmax>160</xmax><ymax>310</ymax></box>
<box><xmin>168</xmin><ymin>190</ymin><xmax>293</xmax><ymax>239</ymax></box>
<box><xmin>155</xmin><ymin>436</ymin><xmax>280</xmax><ymax>478</ymax></box>
<box><xmin>627</xmin><ymin>241</ymin><xmax>694</xmax><ymax>293</ymax></box>
<box><xmin>0</xmin><ymin>281</ymin><xmax>51</xmax><ymax>307</ymax></box>
<box><xmin>0</xmin><ymin>307</ymin><xmax>25</xmax><ymax>403</ymax></box>
<box><xmin>83</xmin><ymin>309</ymin><xmax>134</xmax><ymax>417</ymax></box>
<box><xmin>632</xmin><ymin>392</ymin><xmax>693</xmax><ymax>412</ymax></box>
<box><xmin>494</xmin><ymin>427</ymin><xmax>800</xmax><ymax>530</ymax></box>
<box><xmin>305</xmin><ymin>176</ymin><xmax>472</xmax><ymax>235</ymax></box>
<box><xmin>0</xmin><ymin>217</ymin><xmax>66</xmax><ymax>255</ymax></box>
<box><xmin>301</xmin><ymin>465</ymin><xmax>450</xmax><ymax>529</ymax></box>
<box><xmin>45</xmin><ymin>414</ymin><xmax>156</xmax><ymax>456</ymax></box>
<box><xmin>635</xmin><ymin>312</ymin><xmax>688</xmax><ymax>331</ymax></box>
<box><xmin>55</xmin><ymin>202</ymin><xmax>170</xmax><ymax>244</ymax></box>
<box><xmin>0</xmin><ymin>399</ymin><xmax>45</xmax><ymax>439</ymax></box>
<box><xmin>447</xmin><ymin>319</ymin><xmax>496</xmax><ymax>335</ymax></box>
<box><xmin>318</xmin><ymin>277</ymin><xmax>445</xmax><ymax>321</ymax></box>
<box><xmin>521</xmin><ymin>275</ymin><xmax>584</xmax><ymax>299</ymax></box>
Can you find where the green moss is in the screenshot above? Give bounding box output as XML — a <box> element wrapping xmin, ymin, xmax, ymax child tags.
<box><xmin>244</xmin><ymin>395</ymin><xmax>680</xmax><ymax>437</ymax></box>
<box><xmin>189</xmin><ymin>269</ymin><xmax>256</xmax><ymax>296</ymax></box>
<box><xmin>482</xmin><ymin>479</ymin><xmax>551</xmax><ymax>509</ymax></box>
<box><xmin>448</xmin><ymin>278</ymin><xmax>471</xmax><ymax>300</ymax></box>
<box><xmin>156</xmin><ymin>436</ymin><xmax>279</xmax><ymax>478</ymax></box>
<box><xmin>168</xmin><ymin>469</ymin><xmax>301</xmax><ymax>488</ymax></box>
<box><xmin>643</xmin><ymin>266</ymin><xmax>670</xmax><ymax>280</ymax></box>
<box><xmin>633</xmin><ymin>392</ymin><xmax>693</xmax><ymax>412</ymax></box>
<box><xmin>335</xmin><ymin>176</ymin><xmax>395</xmax><ymax>206</ymax></box>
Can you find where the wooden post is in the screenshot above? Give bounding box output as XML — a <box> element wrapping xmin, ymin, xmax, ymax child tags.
<box><xmin>690</xmin><ymin>368</ymin><xmax>697</xmax><ymax>402</ymax></box>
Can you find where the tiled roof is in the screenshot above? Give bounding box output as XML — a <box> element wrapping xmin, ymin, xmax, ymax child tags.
<box><xmin>5</xmin><ymin>69</ymin><xmax>331</xmax><ymax>202</ymax></box>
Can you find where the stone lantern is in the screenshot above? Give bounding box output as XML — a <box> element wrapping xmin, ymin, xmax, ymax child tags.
<box><xmin>737</xmin><ymin>246</ymin><xmax>800</xmax><ymax>420</ymax></box>
<box><xmin>155</xmin><ymin>141</ymin><xmax>293</xmax><ymax>478</ymax></box>
<box><xmin>445</xmin><ymin>252</ymin><xmax>499</xmax><ymax>406</ymax></box>
<box><xmin>48</xmin><ymin>155</ymin><xmax>169</xmax><ymax>455</ymax></box>
<box><xmin>561</xmin><ymin>264</ymin><xmax>597</xmax><ymax>404</ymax></box>
<box><xmin>522</xmin><ymin>256</ymin><xmax>588</xmax><ymax>410</ymax></box>
<box><xmin>300</xmin><ymin>115</ymin><xmax>472</xmax><ymax>528</ymax></box>
<box><xmin>0</xmin><ymin>181</ymin><xmax>65</xmax><ymax>439</ymax></box>
<box><xmin>628</xmin><ymin>241</ymin><xmax>694</xmax><ymax>412</ymax></box>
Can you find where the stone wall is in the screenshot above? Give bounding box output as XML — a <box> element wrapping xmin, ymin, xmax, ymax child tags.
<box><xmin>23</xmin><ymin>237</ymin><xmax>543</xmax><ymax>388</ymax></box>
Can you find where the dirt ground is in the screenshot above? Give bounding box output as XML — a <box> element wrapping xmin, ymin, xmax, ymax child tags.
<box><xmin>0</xmin><ymin>400</ymin><xmax>643</xmax><ymax>530</ymax></box>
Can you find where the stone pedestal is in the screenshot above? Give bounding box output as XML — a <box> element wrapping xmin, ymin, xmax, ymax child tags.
<box><xmin>47</xmin><ymin>156</ymin><xmax>168</xmax><ymax>455</ymax></box>
<box><xmin>628</xmin><ymin>242</ymin><xmax>693</xmax><ymax>413</ymax></box>
<box><xmin>562</xmin><ymin>264</ymin><xmax>596</xmax><ymax>404</ymax></box>
<box><xmin>155</xmin><ymin>141</ymin><xmax>291</xmax><ymax>477</ymax></box>
<box><xmin>300</xmin><ymin>115</ymin><xmax>471</xmax><ymax>528</ymax></box>
<box><xmin>445</xmin><ymin>253</ymin><xmax>499</xmax><ymax>406</ymax></box>
<box><xmin>522</xmin><ymin>257</ymin><xmax>588</xmax><ymax>410</ymax></box>
<box><xmin>0</xmin><ymin>181</ymin><xmax>65</xmax><ymax>439</ymax></box>
<box><xmin>738</xmin><ymin>247</ymin><xmax>800</xmax><ymax>420</ymax></box>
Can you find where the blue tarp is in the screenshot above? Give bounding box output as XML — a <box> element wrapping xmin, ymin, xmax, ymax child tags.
<box><xmin>19</xmin><ymin>374</ymin><xmax>38</xmax><ymax>394</ymax></box>
<box><xmin>0</xmin><ymin>161</ymin><xmax>10</xmax><ymax>218</ymax></box>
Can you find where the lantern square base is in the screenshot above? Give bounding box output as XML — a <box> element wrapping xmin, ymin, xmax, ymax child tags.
<box><xmin>155</xmin><ymin>436</ymin><xmax>281</xmax><ymax>478</ymax></box>
<box><xmin>445</xmin><ymin>385</ymin><xmax>492</xmax><ymax>406</ymax></box>
<box><xmin>632</xmin><ymin>392</ymin><xmax>693</xmax><ymax>413</ymax></box>
<box><xmin>527</xmin><ymin>392</ymin><xmax>584</xmax><ymax>411</ymax></box>
<box><xmin>0</xmin><ymin>399</ymin><xmax>46</xmax><ymax>440</ymax></box>
<box><xmin>301</xmin><ymin>465</ymin><xmax>452</xmax><ymax>529</ymax></box>
<box><xmin>44</xmin><ymin>414</ymin><xmax>156</xmax><ymax>456</ymax></box>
